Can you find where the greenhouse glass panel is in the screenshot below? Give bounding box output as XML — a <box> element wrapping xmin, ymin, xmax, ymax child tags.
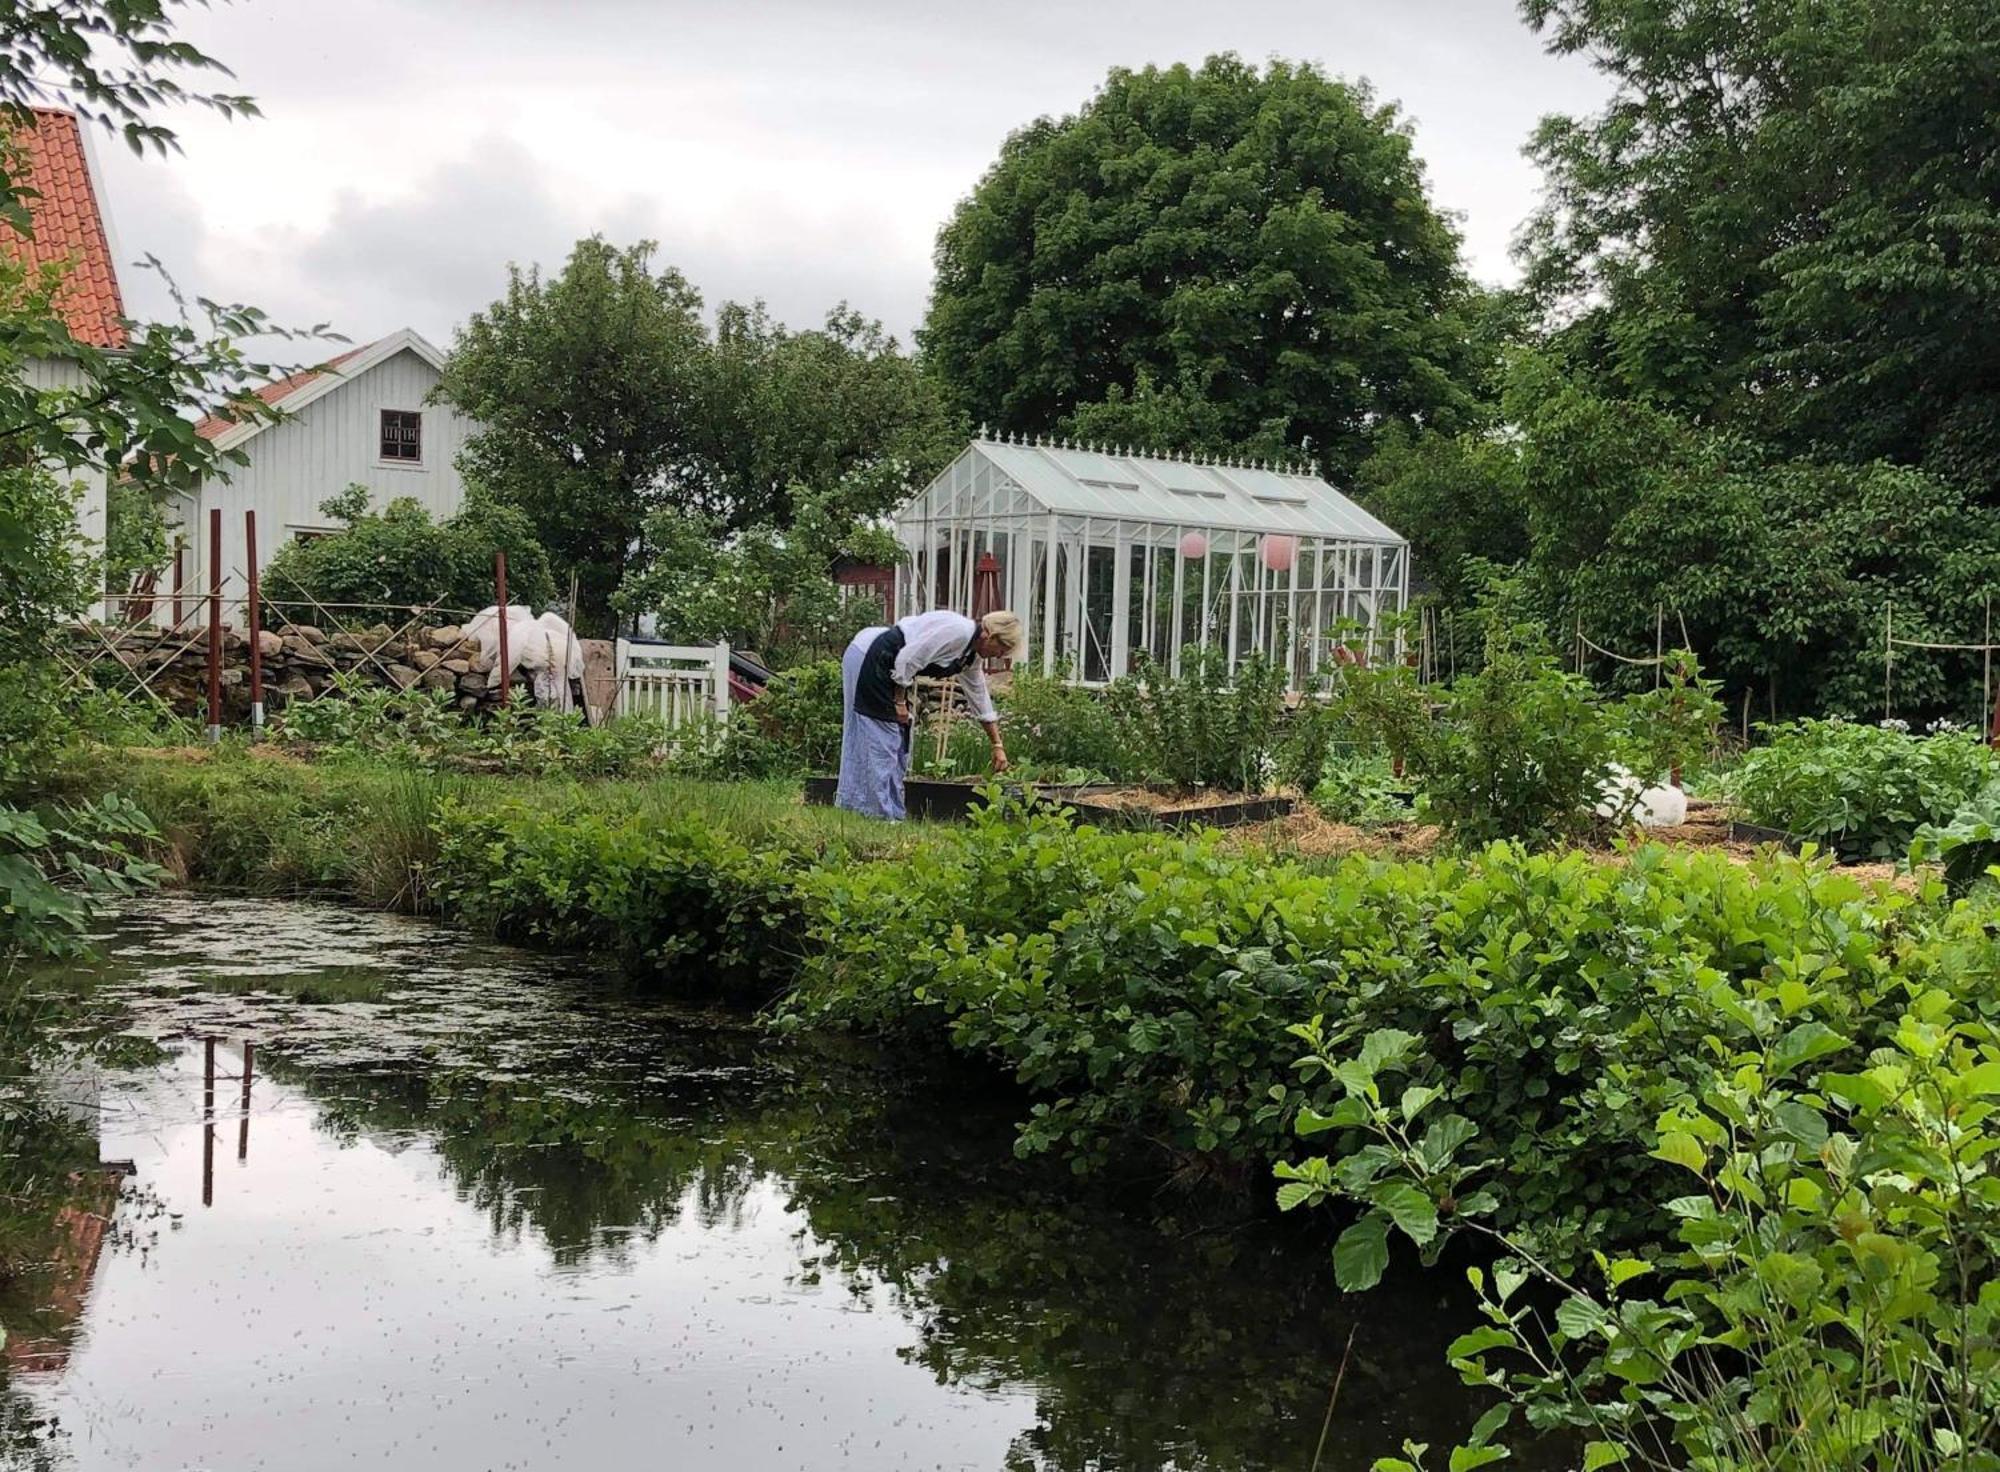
<box><xmin>891</xmin><ymin>436</ymin><xmax>1410</xmax><ymax>689</ymax></box>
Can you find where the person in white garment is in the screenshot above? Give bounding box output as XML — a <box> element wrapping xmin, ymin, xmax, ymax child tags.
<box><xmin>835</xmin><ymin>609</ymin><xmax>1025</xmax><ymax>820</ymax></box>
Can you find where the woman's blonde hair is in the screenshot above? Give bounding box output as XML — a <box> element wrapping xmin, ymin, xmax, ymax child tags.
<box><xmin>979</xmin><ymin>609</ymin><xmax>1026</xmax><ymax>657</ymax></box>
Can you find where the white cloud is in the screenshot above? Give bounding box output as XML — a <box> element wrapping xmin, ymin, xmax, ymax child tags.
<box><xmin>88</xmin><ymin>0</ymin><xmax>1609</xmax><ymax>349</ymax></box>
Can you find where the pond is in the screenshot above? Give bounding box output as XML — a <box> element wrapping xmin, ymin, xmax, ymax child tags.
<box><xmin>4</xmin><ymin>898</ymin><xmax>1500</xmax><ymax>1472</ymax></box>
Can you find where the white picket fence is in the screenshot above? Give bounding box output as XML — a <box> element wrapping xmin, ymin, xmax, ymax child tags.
<box><xmin>613</xmin><ymin>639</ymin><xmax>732</xmax><ymax>730</ymax></box>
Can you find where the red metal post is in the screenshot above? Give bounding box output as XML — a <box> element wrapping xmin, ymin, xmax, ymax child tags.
<box><xmin>494</xmin><ymin>550</ymin><xmax>510</xmax><ymax>707</ymax></box>
<box><xmin>205</xmin><ymin>508</ymin><xmax>223</xmax><ymax>743</ymax></box>
<box><xmin>245</xmin><ymin>510</ymin><xmax>264</xmax><ymax>741</ymax></box>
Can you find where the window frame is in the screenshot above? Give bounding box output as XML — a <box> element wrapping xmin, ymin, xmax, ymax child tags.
<box><xmin>378</xmin><ymin>408</ymin><xmax>423</xmax><ymax>465</ymax></box>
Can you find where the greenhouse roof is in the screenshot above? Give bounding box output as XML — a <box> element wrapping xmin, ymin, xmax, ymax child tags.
<box><xmin>941</xmin><ymin>435</ymin><xmax>1405</xmax><ymax>544</ymax></box>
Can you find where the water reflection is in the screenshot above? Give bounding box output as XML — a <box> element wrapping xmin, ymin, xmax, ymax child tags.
<box><xmin>4</xmin><ymin>898</ymin><xmax>1501</xmax><ymax>1472</ymax></box>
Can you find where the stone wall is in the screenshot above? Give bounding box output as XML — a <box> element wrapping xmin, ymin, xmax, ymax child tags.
<box><xmin>70</xmin><ymin>621</ymin><xmax>535</xmax><ymax>719</ymax></box>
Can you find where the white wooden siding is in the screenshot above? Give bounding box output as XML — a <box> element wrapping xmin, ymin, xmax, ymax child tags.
<box><xmin>176</xmin><ymin>347</ymin><xmax>476</xmax><ymax>618</ymax></box>
<box><xmin>25</xmin><ymin>356</ymin><xmax>110</xmax><ymax>618</ymax></box>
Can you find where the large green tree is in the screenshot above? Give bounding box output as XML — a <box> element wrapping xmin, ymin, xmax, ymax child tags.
<box><xmin>1519</xmin><ymin>0</ymin><xmax>2000</xmax><ymax>494</ymax></box>
<box><xmin>439</xmin><ymin>246</ymin><xmax>957</xmax><ymax>632</ymax></box>
<box><xmin>434</xmin><ymin>238</ymin><xmax>709</xmax><ymax>633</ymax></box>
<box><xmin>921</xmin><ymin>54</ymin><xmax>1487</xmax><ymax>478</ymax></box>
<box><xmin>694</xmin><ymin>302</ymin><xmax>959</xmax><ymax>531</ymax></box>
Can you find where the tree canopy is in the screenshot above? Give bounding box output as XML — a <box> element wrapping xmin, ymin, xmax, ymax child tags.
<box><xmin>434</xmin><ymin>238</ymin><xmax>711</xmax><ymax>634</ymax></box>
<box><xmin>1519</xmin><ymin>0</ymin><xmax>2000</xmax><ymax>496</ymax></box>
<box><xmin>437</xmin><ymin>241</ymin><xmax>955</xmax><ymax>634</ymax></box>
<box><xmin>920</xmin><ymin>54</ymin><xmax>1488</xmax><ymax>480</ymax></box>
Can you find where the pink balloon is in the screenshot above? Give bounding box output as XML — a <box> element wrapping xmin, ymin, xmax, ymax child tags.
<box><xmin>1178</xmin><ymin>531</ymin><xmax>1208</xmax><ymax>560</ymax></box>
<box><xmin>1260</xmin><ymin>534</ymin><xmax>1298</xmax><ymax>572</ymax></box>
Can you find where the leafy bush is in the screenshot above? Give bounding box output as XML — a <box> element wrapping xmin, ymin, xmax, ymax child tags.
<box><xmin>276</xmin><ymin>674</ymin><xmax>660</xmax><ymax>778</ymax></box>
<box><xmin>1000</xmin><ymin>664</ymin><xmax>1138</xmax><ymax>779</ymax></box>
<box><xmin>1280</xmin><ymin>931</ymin><xmax>2000</xmax><ymax>1472</ymax></box>
<box><xmin>1407</xmin><ymin>621</ymin><xmax>1621</xmax><ymax>847</ymax></box>
<box><xmin>1610</xmin><ymin>647</ymin><xmax>1724</xmax><ymax>784</ymax></box>
<box><xmin>0</xmin><ymin>795</ymin><xmax>163</xmax><ymax>957</ymax></box>
<box><xmin>795</xmin><ymin>806</ymin><xmax>1952</xmax><ymax>1266</ymax></box>
<box><xmin>1911</xmin><ymin>778</ymin><xmax>2000</xmax><ymax>893</ymax></box>
<box><xmin>1104</xmin><ymin>646</ymin><xmax>1285</xmax><ymax>792</ymax></box>
<box><xmin>1310</xmin><ymin>754</ymin><xmax>1412</xmax><ymax>827</ymax></box>
<box><xmin>672</xmin><ymin>660</ymin><xmax>847</xmax><ymax>780</ymax></box>
<box><xmin>431</xmin><ymin>798</ymin><xmax>810</xmax><ymax>999</ymax></box>
<box><xmin>261</xmin><ymin>488</ymin><xmax>554</xmax><ymax>618</ymax></box>
<box><xmin>1730</xmin><ymin>719</ymin><xmax>1993</xmax><ymax>859</ymax></box>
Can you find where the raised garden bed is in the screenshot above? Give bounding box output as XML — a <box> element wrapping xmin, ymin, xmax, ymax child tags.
<box><xmin>1726</xmin><ymin>818</ymin><xmax>1808</xmax><ymax>850</ymax></box>
<box><xmin>802</xmin><ymin>776</ymin><xmax>1292</xmax><ymax>830</ymax></box>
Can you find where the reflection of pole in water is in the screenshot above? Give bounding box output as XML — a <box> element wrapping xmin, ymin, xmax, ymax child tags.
<box><xmin>238</xmin><ymin>1042</ymin><xmax>254</xmax><ymax>1162</ymax></box>
<box><xmin>202</xmin><ymin>1038</ymin><xmax>216</xmax><ymax>1208</ymax></box>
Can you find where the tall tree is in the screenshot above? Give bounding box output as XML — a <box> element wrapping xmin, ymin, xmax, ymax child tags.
<box><xmin>435</xmin><ymin>237</ymin><xmax>709</xmax><ymax>632</ymax></box>
<box><xmin>921</xmin><ymin>54</ymin><xmax>1487</xmax><ymax>481</ymax></box>
<box><xmin>692</xmin><ymin>301</ymin><xmax>959</xmax><ymax>530</ymax></box>
<box><xmin>1519</xmin><ymin>0</ymin><xmax>2000</xmax><ymax>493</ymax></box>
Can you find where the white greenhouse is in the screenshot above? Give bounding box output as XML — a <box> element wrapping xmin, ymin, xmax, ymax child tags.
<box><xmin>893</xmin><ymin>435</ymin><xmax>1410</xmax><ymax>688</ymax></box>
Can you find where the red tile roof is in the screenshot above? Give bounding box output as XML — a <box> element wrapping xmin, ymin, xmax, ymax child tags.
<box><xmin>193</xmin><ymin>342</ymin><xmax>371</xmax><ymax>441</ymax></box>
<box><xmin>2</xmin><ymin>109</ymin><xmax>127</xmax><ymax>349</ymax></box>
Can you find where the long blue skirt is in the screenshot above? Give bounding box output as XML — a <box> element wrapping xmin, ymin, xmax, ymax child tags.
<box><xmin>836</xmin><ymin>627</ymin><xmax>909</xmax><ymax>820</ymax></box>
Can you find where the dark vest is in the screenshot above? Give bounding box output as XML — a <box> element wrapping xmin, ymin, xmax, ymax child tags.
<box><xmin>854</xmin><ymin>625</ymin><xmax>977</xmax><ymax>722</ymax></box>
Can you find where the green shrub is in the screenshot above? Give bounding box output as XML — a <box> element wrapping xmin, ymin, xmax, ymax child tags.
<box><xmin>0</xmin><ymin>794</ymin><xmax>163</xmax><ymax>957</ymax></box>
<box><xmin>276</xmin><ymin>675</ymin><xmax>660</xmax><ymax>779</ymax></box>
<box><xmin>1104</xmin><ymin>646</ymin><xmax>1285</xmax><ymax>792</ymax></box>
<box><xmin>1731</xmin><ymin>719</ymin><xmax>1993</xmax><ymax>859</ymax></box>
<box><xmin>1000</xmin><ymin>664</ymin><xmax>1137</xmax><ymax>779</ymax></box>
<box><xmin>1309</xmin><ymin>754</ymin><xmax>1411</xmax><ymax>826</ymax></box>
<box><xmin>1409</xmin><ymin>621</ymin><xmax>1620</xmax><ymax>847</ymax></box>
<box><xmin>430</xmin><ymin>797</ymin><xmax>811</xmax><ymax>1000</ymax></box>
<box><xmin>1280</xmin><ymin>930</ymin><xmax>2000</xmax><ymax>1472</ymax></box>
<box><xmin>1610</xmin><ymin>647</ymin><xmax>1725</xmax><ymax>783</ymax></box>
<box><xmin>261</xmin><ymin>488</ymin><xmax>554</xmax><ymax>618</ymax></box>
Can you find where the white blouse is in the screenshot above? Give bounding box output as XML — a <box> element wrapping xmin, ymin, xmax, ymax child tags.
<box><xmin>890</xmin><ymin>610</ymin><xmax>998</xmax><ymax>723</ymax></box>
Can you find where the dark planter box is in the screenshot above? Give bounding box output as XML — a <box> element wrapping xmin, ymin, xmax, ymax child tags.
<box><xmin>803</xmin><ymin>776</ymin><xmax>1291</xmax><ymax>830</ymax></box>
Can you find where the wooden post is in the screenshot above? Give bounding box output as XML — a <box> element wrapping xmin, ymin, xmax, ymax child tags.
<box><xmin>245</xmin><ymin>510</ymin><xmax>264</xmax><ymax>741</ymax></box>
<box><xmin>172</xmin><ymin>545</ymin><xmax>185</xmax><ymax>628</ymax></box>
<box><xmin>494</xmin><ymin>550</ymin><xmax>510</xmax><ymax>707</ymax></box>
<box><xmin>205</xmin><ymin>508</ymin><xmax>222</xmax><ymax>744</ymax></box>
<box><xmin>238</xmin><ymin>1041</ymin><xmax>253</xmax><ymax>1162</ymax></box>
<box><xmin>1883</xmin><ymin>603</ymin><xmax>1894</xmax><ymax>723</ymax></box>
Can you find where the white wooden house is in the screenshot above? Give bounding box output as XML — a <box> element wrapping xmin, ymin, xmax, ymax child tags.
<box><xmin>1</xmin><ymin>110</ymin><xmax>130</xmax><ymax>619</ymax></box>
<box><xmin>171</xmin><ymin>328</ymin><xmax>476</xmax><ymax>613</ymax></box>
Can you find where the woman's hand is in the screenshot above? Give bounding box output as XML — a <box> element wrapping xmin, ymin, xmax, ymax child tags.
<box><xmin>894</xmin><ymin>696</ymin><xmax>911</xmax><ymax>726</ymax></box>
<box><xmin>990</xmin><ymin>743</ymin><xmax>1010</xmax><ymax>774</ymax></box>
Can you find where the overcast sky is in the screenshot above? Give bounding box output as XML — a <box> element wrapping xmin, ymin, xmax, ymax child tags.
<box><xmin>97</xmin><ymin>0</ymin><xmax>1609</xmax><ymax>356</ymax></box>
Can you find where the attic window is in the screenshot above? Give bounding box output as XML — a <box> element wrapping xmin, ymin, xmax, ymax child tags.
<box><xmin>1078</xmin><ymin>477</ymin><xmax>1139</xmax><ymax>492</ymax></box>
<box><xmin>380</xmin><ymin>409</ymin><xmax>422</xmax><ymax>462</ymax></box>
<box><xmin>1169</xmin><ymin>486</ymin><xmax>1228</xmax><ymax>500</ymax></box>
<box><xmin>1252</xmin><ymin>492</ymin><xmax>1309</xmax><ymax>507</ymax></box>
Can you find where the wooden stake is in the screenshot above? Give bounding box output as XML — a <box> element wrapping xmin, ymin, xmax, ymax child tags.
<box><xmin>494</xmin><ymin>550</ymin><xmax>511</xmax><ymax>707</ymax></box>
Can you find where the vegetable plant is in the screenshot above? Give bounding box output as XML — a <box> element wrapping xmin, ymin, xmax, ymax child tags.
<box><xmin>1730</xmin><ymin>720</ymin><xmax>1993</xmax><ymax>859</ymax></box>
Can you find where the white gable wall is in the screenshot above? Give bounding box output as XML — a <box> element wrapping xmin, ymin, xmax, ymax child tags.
<box><xmin>174</xmin><ymin>346</ymin><xmax>476</xmax><ymax>620</ymax></box>
<box><xmin>25</xmin><ymin>356</ymin><xmax>110</xmax><ymax>620</ymax></box>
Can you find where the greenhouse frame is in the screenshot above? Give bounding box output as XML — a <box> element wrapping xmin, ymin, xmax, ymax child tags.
<box><xmin>892</xmin><ymin>435</ymin><xmax>1410</xmax><ymax>688</ymax></box>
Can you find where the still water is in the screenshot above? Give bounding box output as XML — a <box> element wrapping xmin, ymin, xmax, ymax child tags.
<box><xmin>6</xmin><ymin>898</ymin><xmax>1496</xmax><ymax>1471</ymax></box>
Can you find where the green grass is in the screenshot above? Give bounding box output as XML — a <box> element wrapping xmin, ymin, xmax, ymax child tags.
<box><xmin>55</xmin><ymin>744</ymin><xmax>943</xmax><ymax>912</ymax></box>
